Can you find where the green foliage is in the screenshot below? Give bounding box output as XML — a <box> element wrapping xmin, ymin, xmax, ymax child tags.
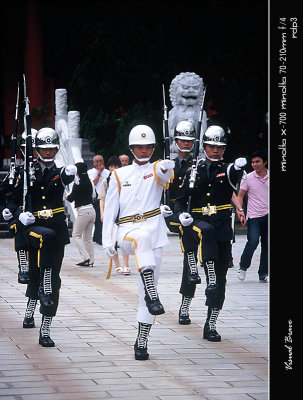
<box><xmin>66</xmin><ymin>1</ymin><xmax>268</xmax><ymax>161</ymax></box>
<box><xmin>29</xmin><ymin>104</ymin><xmax>54</xmax><ymax>130</ymax></box>
<box><xmin>81</xmin><ymin>102</ymin><xmax>164</xmax><ymax>162</ymax></box>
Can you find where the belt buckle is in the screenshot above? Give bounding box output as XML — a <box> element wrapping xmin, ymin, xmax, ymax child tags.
<box><xmin>202</xmin><ymin>205</ymin><xmax>217</xmax><ymax>216</ymax></box>
<box><xmin>37</xmin><ymin>209</ymin><xmax>53</xmax><ymax>219</ymax></box>
<box><xmin>132</xmin><ymin>213</ymin><xmax>146</xmax><ymax>223</ymax></box>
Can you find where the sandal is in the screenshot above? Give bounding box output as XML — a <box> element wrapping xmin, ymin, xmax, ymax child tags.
<box><xmin>76</xmin><ymin>259</ymin><xmax>90</xmax><ymax>267</ymax></box>
<box><xmin>124</xmin><ymin>267</ymin><xmax>131</xmax><ymax>275</ymax></box>
<box><xmin>116</xmin><ymin>267</ymin><xmax>124</xmax><ymax>274</ymax></box>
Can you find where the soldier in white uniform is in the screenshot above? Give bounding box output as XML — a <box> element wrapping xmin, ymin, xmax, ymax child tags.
<box><xmin>102</xmin><ymin>125</ymin><xmax>174</xmax><ymax>360</ymax></box>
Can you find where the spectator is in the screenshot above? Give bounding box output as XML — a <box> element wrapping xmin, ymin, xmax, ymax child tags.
<box><xmin>119</xmin><ymin>154</ymin><xmax>129</xmax><ymax>167</ymax></box>
<box><xmin>66</xmin><ymin>162</ymin><xmax>96</xmax><ymax>267</ymax></box>
<box><xmin>236</xmin><ymin>149</ymin><xmax>269</xmax><ymax>282</ymax></box>
<box><xmin>87</xmin><ymin>155</ymin><xmax>110</xmax><ymax>245</ymax></box>
<box><xmin>99</xmin><ymin>156</ymin><xmax>131</xmax><ymax>275</ymax></box>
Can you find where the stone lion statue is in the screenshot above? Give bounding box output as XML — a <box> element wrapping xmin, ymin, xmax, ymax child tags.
<box><xmin>168</xmin><ymin>72</ymin><xmax>207</xmax><ymax>155</ymax></box>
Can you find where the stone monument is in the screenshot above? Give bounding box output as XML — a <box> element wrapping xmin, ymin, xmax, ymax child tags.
<box><xmin>55</xmin><ymin>89</ymin><xmax>83</xmax><ymax>167</ymax></box>
<box><xmin>54</xmin><ymin>89</ymin><xmax>84</xmax><ymax>223</ymax></box>
<box><xmin>168</xmin><ymin>72</ymin><xmax>207</xmax><ymax>157</ymax></box>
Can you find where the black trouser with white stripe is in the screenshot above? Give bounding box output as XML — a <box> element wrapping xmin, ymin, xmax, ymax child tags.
<box><xmin>25</xmin><ymin>227</ymin><xmax>65</xmax><ymax>317</ymax></box>
<box><xmin>179</xmin><ymin>249</ymin><xmax>198</xmax><ymax>298</ymax></box>
<box><xmin>181</xmin><ymin>221</ymin><xmax>231</xmax><ymax>309</ymax></box>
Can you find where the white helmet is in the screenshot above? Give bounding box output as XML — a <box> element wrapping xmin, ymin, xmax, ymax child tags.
<box><xmin>128</xmin><ymin>125</ymin><xmax>156</xmax><ymax>162</ymax></box>
<box><xmin>174</xmin><ymin>121</ymin><xmax>195</xmax><ymax>153</ymax></box>
<box><xmin>203</xmin><ymin>125</ymin><xmax>227</xmax><ymax>162</ymax></box>
<box><xmin>35</xmin><ymin>127</ymin><xmax>60</xmax><ymax>162</ymax></box>
<box><xmin>203</xmin><ymin>125</ymin><xmax>227</xmax><ymax>146</ymax></box>
<box><xmin>128</xmin><ymin>125</ymin><xmax>156</xmax><ymax>146</ymax></box>
<box><xmin>35</xmin><ymin>128</ymin><xmax>60</xmax><ymax>149</ymax></box>
<box><xmin>20</xmin><ymin>129</ymin><xmax>38</xmax><ymax>148</ymax></box>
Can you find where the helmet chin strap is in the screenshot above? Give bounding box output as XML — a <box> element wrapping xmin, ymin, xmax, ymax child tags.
<box><xmin>204</xmin><ymin>146</ymin><xmax>225</xmax><ymax>162</ymax></box>
<box><xmin>205</xmin><ymin>153</ymin><xmax>220</xmax><ymax>162</ymax></box>
<box><xmin>37</xmin><ymin>153</ymin><xmax>55</xmax><ymax>163</ymax></box>
<box><xmin>130</xmin><ymin>148</ymin><xmax>154</xmax><ymax>163</ymax></box>
<box><xmin>175</xmin><ymin>141</ymin><xmax>194</xmax><ymax>153</ymax></box>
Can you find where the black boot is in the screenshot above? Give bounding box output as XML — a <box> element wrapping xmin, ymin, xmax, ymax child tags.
<box><xmin>39</xmin><ymin>316</ymin><xmax>55</xmax><ymax>347</ymax></box>
<box><xmin>17</xmin><ymin>249</ymin><xmax>30</xmax><ymax>284</ymax></box>
<box><xmin>203</xmin><ymin>307</ymin><xmax>221</xmax><ymax>342</ymax></box>
<box><xmin>140</xmin><ymin>268</ymin><xmax>165</xmax><ymax>315</ymax></box>
<box><xmin>178</xmin><ymin>295</ymin><xmax>192</xmax><ymax>325</ymax></box>
<box><xmin>134</xmin><ymin>322</ymin><xmax>151</xmax><ymax>360</ymax></box>
<box><xmin>204</xmin><ymin>260</ymin><xmax>218</xmax><ymax>297</ymax></box>
<box><xmin>39</xmin><ymin>268</ymin><xmax>54</xmax><ymax>308</ymax></box>
<box><xmin>186</xmin><ymin>251</ymin><xmax>201</xmax><ymax>284</ymax></box>
<box><xmin>23</xmin><ymin>298</ymin><xmax>37</xmax><ymax>328</ymax></box>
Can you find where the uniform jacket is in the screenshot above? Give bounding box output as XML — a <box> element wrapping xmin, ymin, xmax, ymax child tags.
<box><xmin>0</xmin><ymin>168</ymin><xmax>28</xmax><ymax>246</ymax></box>
<box><xmin>7</xmin><ymin>162</ymin><xmax>74</xmax><ymax>245</ymax></box>
<box><xmin>165</xmin><ymin>155</ymin><xmax>193</xmax><ymax>233</ymax></box>
<box><xmin>102</xmin><ymin>160</ymin><xmax>173</xmax><ymax>250</ymax></box>
<box><xmin>0</xmin><ymin>166</ymin><xmax>23</xmax><ymax>215</ymax></box>
<box><xmin>175</xmin><ymin>159</ymin><xmax>243</xmax><ymax>241</ymax></box>
<box><xmin>169</xmin><ymin>155</ymin><xmax>193</xmax><ymax>208</ymax></box>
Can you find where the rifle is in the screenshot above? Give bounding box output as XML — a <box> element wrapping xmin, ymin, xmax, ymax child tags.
<box><xmin>8</xmin><ymin>83</ymin><xmax>20</xmax><ymax>185</ymax></box>
<box><xmin>22</xmin><ymin>74</ymin><xmax>35</xmax><ymax>212</ymax></box>
<box><xmin>187</xmin><ymin>85</ymin><xmax>207</xmax><ymax>213</ymax></box>
<box><xmin>162</xmin><ymin>84</ymin><xmax>171</xmax><ymax>205</ymax></box>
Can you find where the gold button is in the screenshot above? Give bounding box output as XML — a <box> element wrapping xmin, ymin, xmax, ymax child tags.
<box><xmin>220</xmin><ymin>180</ymin><xmax>223</xmax><ymax>183</ymax></box>
<box><xmin>42</xmin><ymin>196</ymin><xmax>45</xmax><ymax>199</ymax></box>
<box><xmin>41</xmin><ymin>186</ymin><xmax>44</xmax><ymax>189</ymax></box>
<box><xmin>43</xmin><ymin>206</ymin><xmax>46</xmax><ymax>209</ymax></box>
<box><xmin>208</xmin><ymin>184</ymin><xmax>211</xmax><ymax>187</ymax></box>
<box><xmin>207</xmin><ymin>193</ymin><xmax>210</xmax><ymax>196</ymax></box>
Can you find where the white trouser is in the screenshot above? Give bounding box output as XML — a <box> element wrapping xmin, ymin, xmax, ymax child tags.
<box><xmin>119</xmin><ymin>228</ymin><xmax>163</xmax><ymax>324</ymax></box>
<box><xmin>72</xmin><ymin>206</ymin><xmax>96</xmax><ymax>263</ymax></box>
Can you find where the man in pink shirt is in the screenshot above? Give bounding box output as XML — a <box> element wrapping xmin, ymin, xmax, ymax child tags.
<box><xmin>235</xmin><ymin>149</ymin><xmax>269</xmax><ymax>282</ymax></box>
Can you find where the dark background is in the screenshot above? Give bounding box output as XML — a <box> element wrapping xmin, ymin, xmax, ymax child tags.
<box><xmin>1</xmin><ymin>0</ymin><xmax>268</xmax><ymax>165</ymax></box>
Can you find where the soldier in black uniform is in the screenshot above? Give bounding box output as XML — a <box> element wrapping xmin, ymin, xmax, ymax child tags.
<box><xmin>7</xmin><ymin>127</ymin><xmax>77</xmax><ymax>347</ymax></box>
<box><xmin>1</xmin><ymin>129</ymin><xmax>38</xmax><ymax>284</ymax></box>
<box><xmin>165</xmin><ymin>121</ymin><xmax>202</xmax><ymax>325</ymax></box>
<box><xmin>175</xmin><ymin>125</ymin><xmax>247</xmax><ymax>341</ymax></box>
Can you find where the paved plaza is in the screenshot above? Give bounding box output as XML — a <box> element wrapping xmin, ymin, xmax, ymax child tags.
<box><xmin>0</xmin><ymin>232</ymin><xmax>268</xmax><ymax>400</ymax></box>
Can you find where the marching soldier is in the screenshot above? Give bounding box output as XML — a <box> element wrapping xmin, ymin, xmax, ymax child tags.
<box><xmin>1</xmin><ymin>129</ymin><xmax>38</xmax><ymax>284</ymax></box>
<box><xmin>175</xmin><ymin>125</ymin><xmax>246</xmax><ymax>341</ymax></box>
<box><xmin>7</xmin><ymin>127</ymin><xmax>77</xmax><ymax>347</ymax></box>
<box><xmin>102</xmin><ymin>124</ymin><xmax>174</xmax><ymax>360</ymax></box>
<box><xmin>164</xmin><ymin>121</ymin><xmax>201</xmax><ymax>325</ymax></box>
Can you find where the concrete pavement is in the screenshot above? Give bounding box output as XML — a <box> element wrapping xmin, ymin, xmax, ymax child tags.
<box><xmin>0</xmin><ymin>232</ymin><xmax>268</xmax><ymax>400</ymax></box>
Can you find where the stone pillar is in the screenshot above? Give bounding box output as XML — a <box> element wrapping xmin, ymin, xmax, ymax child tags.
<box><xmin>68</xmin><ymin>111</ymin><xmax>83</xmax><ymax>163</ymax></box>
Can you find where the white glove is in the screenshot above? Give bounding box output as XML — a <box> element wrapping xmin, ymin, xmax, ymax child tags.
<box><xmin>104</xmin><ymin>246</ymin><xmax>117</xmax><ymax>259</ymax></box>
<box><xmin>179</xmin><ymin>212</ymin><xmax>193</xmax><ymax>226</ymax></box>
<box><xmin>234</xmin><ymin>158</ymin><xmax>247</xmax><ymax>170</ymax></box>
<box><xmin>65</xmin><ymin>165</ymin><xmax>77</xmax><ymax>176</ymax></box>
<box><xmin>19</xmin><ymin>211</ymin><xmax>35</xmax><ymax>226</ymax></box>
<box><xmin>160</xmin><ymin>204</ymin><xmax>173</xmax><ymax>218</ymax></box>
<box><xmin>2</xmin><ymin>208</ymin><xmax>13</xmax><ymax>221</ymax></box>
<box><xmin>158</xmin><ymin>159</ymin><xmax>175</xmax><ymax>171</ymax></box>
